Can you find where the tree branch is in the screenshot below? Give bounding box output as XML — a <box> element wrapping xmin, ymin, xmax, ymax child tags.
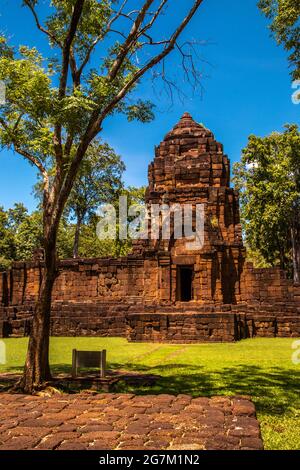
<box><xmin>100</xmin><ymin>0</ymin><xmax>204</xmax><ymax>123</ymax></box>
<box><xmin>58</xmin><ymin>0</ymin><xmax>85</xmax><ymax>100</ymax></box>
<box><xmin>108</xmin><ymin>0</ymin><xmax>155</xmax><ymax>81</ymax></box>
<box><xmin>14</xmin><ymin>145</ymin><xmax>49</xmax><ymax>192</ymax></box>
<box><xmin>75</xmin><ymin>0</ymin><xmax>129</xmax><ymax>82</ymax></box>
<box><xmin>23</xmin><ymin>0</ymin><xmax>62</xmax><ymax>47</ymax></box>
<box><xmin>54</xmin><ymin>0</ymin><xmax>85</xmax><ymax>165</ymax></box>
<box><xmin>52</xmin><ymin>0</ymin><xmax>203</xmax><ymax>228</ymax></box>
<box><xmin>0</xmin><ymin>116</ymin><xmax>49</xmax><ymax>191</ymax></box>
<box><xmin>137</xmin><ymin>0</ymin><xmax>168</xmax><ymax>41</ymax></box>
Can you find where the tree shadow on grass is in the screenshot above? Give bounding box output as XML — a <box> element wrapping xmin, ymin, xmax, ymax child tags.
<box><xmin>1</xmin><ymin>362</ymin><xmax>299</xmax><ymax>419</ymax></box>
<box><xmin>109</xmin><ymin>362</ymin><xmax>300</xmax><ymax>418</ymax></box>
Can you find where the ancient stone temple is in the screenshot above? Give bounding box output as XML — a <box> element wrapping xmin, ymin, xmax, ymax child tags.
<box><xmin>133</xmin><ymin>112</ymin><xmax>245</xmax><ymax>306</ymax></box>
<box><xmin>1</xmin><ymin>114</ymin><xmax>300</xmax><ymax>342</ymax></box>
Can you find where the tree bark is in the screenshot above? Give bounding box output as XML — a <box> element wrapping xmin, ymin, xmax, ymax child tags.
<box><xmin>291</xmin><ymin>204</ymin><xmax>300</xmax><ymax>283</ymax></box>
<box><xmin>279</xmin><ymin>244</ymin><xmax>286</xmax><ymax>271</ymax></box>
<box><xmin>18</xmin><ymin>223</ymin><xmax>58</xmax><ymax>393</ymax></box>
<box><xmin>291</xmin><ymin>222</ymin><xmax>300</xmax><ymax>283</ymax></box>
<box><xmin>73</xmin><ymin>216</ymin><xmax>82</xmax><ymax>258</ymax></box>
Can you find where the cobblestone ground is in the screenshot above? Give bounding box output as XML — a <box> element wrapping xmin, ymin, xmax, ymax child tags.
<box><xmin>0</xmin><ymin>393</ymin><xmax>263</xmax><ymax>450</ymax></box>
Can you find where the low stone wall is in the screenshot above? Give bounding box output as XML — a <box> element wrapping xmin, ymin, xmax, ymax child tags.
<box><xmin>1</xmin><ymin>301</ymin><xmax>299</xmax><ymax>342</ymax></box>
<box><xmin>126</xmin><ymin>311</ymin><xmax>300</xmax><ymax>343</ymax></box>
<box><xmin>0</xmin><ymin>302</ymin><xmax>128</xmax><ymax>338</ymax></box>
<box><xmin>3</xmin><ymin>258</ymin><xmax>300</xmax><ymax>313</ymax></box>
<box><xmin>126</xmin><ymin>313</ymin><xmax>240</xmax><ymax>343</ymax></box>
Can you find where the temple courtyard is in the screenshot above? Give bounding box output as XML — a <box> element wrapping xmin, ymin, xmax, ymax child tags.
<box><xmin>0</xmin><ymin>337</ymin><xmax>299</xmax><ymax>450</ymax></box>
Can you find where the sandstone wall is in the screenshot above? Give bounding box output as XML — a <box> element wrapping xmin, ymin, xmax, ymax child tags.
<box><xmin>1</xmin><ymin>257</ymin><xmax>300</xmax><ymax>341</ymax></box>
<box><xmin>240</xmin><ymin>262</ymin><xmax>299</xmax><ymax>304</ymax></box>
<box><xmin>0</xmin><ymin>257</ymin><xmax>160</xmax><ymax>306</ymax></box>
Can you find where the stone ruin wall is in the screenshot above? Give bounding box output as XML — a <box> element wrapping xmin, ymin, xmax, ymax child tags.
<box><xmin>1</xmin><ymin>256</ymin><xmax>300</xmax><ymax>341</ymax></box>
<box><xmin>0</xmin><ymin>256</ymin><xmax>156</xmax><ymax>338</ymax></box>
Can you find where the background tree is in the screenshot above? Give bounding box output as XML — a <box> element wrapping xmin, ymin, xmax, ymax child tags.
<box><xmin>66</xmin><ymin>140</ymin><xmax>125</xmax><ymax>258</ymax></box>
<box><xmin>0</xmin><ymin>0</ymin><xmax>204</xmax><ymax>392</ymax></box>
<box><xmin>70</xmin><ymin>184</ymin><xmax>146</xmax><ymax>258</ymax></box>
<box><xmin>0</xmin><ymin>203</ymin><xmax>37</xmax><ymax>270</ymax></box>
<box><xmin>0</xmin><ymin>205</ymin><xmax>43</xmax><ymax>268</ymax></box>
<box><xmin>13</xmin><ymin>210</ymin><xmax>43</xmax><ymax>261</ymax></box>
<box><xmin>258</xmin><ymin>0</ymin><xmax>300</xmax><ymax>79</ymax></box>
<box><xmin>114</xmin><ymin>185</ymin><xmax>146</xmax><ymax>255</ymax></box>
<box><xmin>0</xmin><ymin>206</ymin><xmax>15</xmax><ymax>271</ymax></box>
<box><xmin>233</xmin><ymin>124</ymin><xmax>300</xmax><ymax>282</ymax></box>
<box><xmin>0</xmin><ymin>186</ymin><xmax>146</xmax><ymax>268</ymax></box>
<box><xmin>7</xmin><ymin>203</ymin><xmax>28</xmax><ymax>230</ymax></box>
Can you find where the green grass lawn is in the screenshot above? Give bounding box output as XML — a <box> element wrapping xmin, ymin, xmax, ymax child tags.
<box><xmin>0</xmin><ymin>337</ymin><xmax>299</xmax><ymax>450</ymax></box>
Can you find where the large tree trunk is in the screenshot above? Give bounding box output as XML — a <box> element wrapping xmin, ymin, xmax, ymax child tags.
<box><xmin>73</xmin><ymin>216</ymin><xmax>82</xmax><ymax>258</ymax></box>
<box><xmin>18</xmin><ymin>230</ymin><xmax>58</xmax><ymax>393</ymax></box>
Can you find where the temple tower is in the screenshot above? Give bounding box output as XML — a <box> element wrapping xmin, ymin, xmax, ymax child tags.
<box><xmin>135</xmin><ymin>113</ymin><xmax>246</xmax><ymax>305</ymax></box>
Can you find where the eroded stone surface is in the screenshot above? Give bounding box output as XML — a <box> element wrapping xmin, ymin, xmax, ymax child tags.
<box><xmin>0</xmin><ymin>393</ymin><xmax>263</xmax><ymax>450</ymax></box>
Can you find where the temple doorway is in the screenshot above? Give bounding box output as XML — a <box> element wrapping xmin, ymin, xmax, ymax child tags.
<box><xmin>177</xmin><ymin>266</ymin><xmax>193</xmax><ymax>302</ymax></box>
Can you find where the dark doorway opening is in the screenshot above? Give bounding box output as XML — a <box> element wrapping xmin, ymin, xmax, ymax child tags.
<box><xmin>177</xmin><ymin>266</ymin><xmax>193</xmax><ymax>302</ymax></box>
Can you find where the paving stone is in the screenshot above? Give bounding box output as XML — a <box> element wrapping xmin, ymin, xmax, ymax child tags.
<box><xmin>5</xmin><ymin>426</ymin><xmax>49</xmax><ymax>439</ymax></box>
<box><xmin>228</xmin><ymin>425</ymin><xmax>260</xmax><ymax>438</ymax></box>
<box><xmin>169</xmin><ymin>443</ymin><xmax>205</xmax><ymax>450</ymax></box>
<box><xmin>144</xmin><ymin>439</ymin><xmax>171</xmax><ymax>449</ymax></box>
<box><xmin>240</xmin><ymin>437</ymin><xmax>264</xmax><ymax>450</ymax></box>
<box><xmin>232</xmin><ymin>399</ymin><xmax>256</xmax><ymax>417</ymax></box>
<box><xmin>35</xmin><ymin>435</ymin><xmax>66</xmax><ymax>450</ymax></box>
<box><xmin>79</xmin><ymin>430</ymin><xmax>121</xmax><ymax>443</ymax></box>
<box><xmin>80</xmin><ymin>424</ymin><xmax>113</xmax><ymax>433</ymax></box>
<box><xmin>0</xmin><ymin>435</ymin><xmax>42</xmax><ymax>450</ymax></box>
<box><xmin>58</xmin><ymin>424</ymin><xmax>77</xmax><ymax>432</ymax></box>
<box><xmin>89</xmin><ymin>440</ymin><xmax>119</xmax><ymax>450</ymax></box>
<box><xmin>0</xmin><ymin>393</ymin><xmax>263</xmax><ymax>450</ymax></box>
<box><xmin>57</xmin><ymin>441</ymin><xmax>87</xmax><ymax>450</ymax></box>
<box><xmin>125</xmin><ymin>423</ymin><xmax>150</xmax><ymax>434</ymax></box>
<box><xmin>22</xmin><ymin>418</ymin><xmax>64</xmax><ymax>428</ymax></box>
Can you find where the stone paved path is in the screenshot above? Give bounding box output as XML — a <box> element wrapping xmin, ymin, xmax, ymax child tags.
<box><xmin>0</xmin><ymin>393</ymin><xmax>263</xmax><ymax>450</ymax></box>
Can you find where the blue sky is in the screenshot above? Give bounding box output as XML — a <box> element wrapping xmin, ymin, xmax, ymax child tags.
<box><xmin>0</xmin><ymin>0</ymin><xmax>299</xmax><ymax>212</ymax></box>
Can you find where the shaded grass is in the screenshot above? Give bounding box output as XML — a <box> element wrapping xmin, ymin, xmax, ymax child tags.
<box><xmin>0</xmin><ymin>337</ymin><xmax>299</xmax><ymax>450</ymax></box>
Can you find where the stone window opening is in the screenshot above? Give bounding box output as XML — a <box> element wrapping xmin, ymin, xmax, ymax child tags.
<box><xmin>177</xmin><ymin>266</ymin><xmax>194</xmax><ymax>302</ymax></box>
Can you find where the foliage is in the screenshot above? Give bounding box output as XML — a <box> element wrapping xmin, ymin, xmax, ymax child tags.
<box><xmin>244</xmin><ymin>245</ymin><xmax>273</xmax><ymax>268</ymax></box>
<box><xmin>66</xmin><ymin>141</ymin><xmax>125</xmax><ymax>223</ymax></box>
<box><xmin>14</xmin><ymin>210</ymin><xmax>43</xmax><ymax>261</ymax></box>
<box><xmin>121</xmin><ymin>185</ymin><xmax>146</xmax><ymax>205</ymax></box>
<box><xmin>258</xmin><ymin>0</ymin><xmax>300</xmax><ymax>79</ymax></box>
<box><xmin>233</xmin><ymin>124</ymin><xmax>300</xmax><ymax>274</ymax></box>
<box><xmin>0</xmin><ymin>206</ymin><xmax>15</xmax><ymax>270</ymax></box>
<box><xmin>34</xmin><ymin>139</ymin><xmax>126</xmax><ymax>257</ymax></box>
<box><xmin>68</xmin><ymin>185</ymin><xmax>146</xmax><ymax>258</ymax></box>
<box><xmin>0</xmin><ymin>205</ymin><xmax>42</xmax><ymax>269</ymax></box>
<box><xmin>1</xmin><ymin>336</ymin><xmax>299</xmax><ymax>450</ymax></box>
<box><xmin>0</xmin><ymin>184</ymin><xmax>146</xmax><ymax>269</ymax></box>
